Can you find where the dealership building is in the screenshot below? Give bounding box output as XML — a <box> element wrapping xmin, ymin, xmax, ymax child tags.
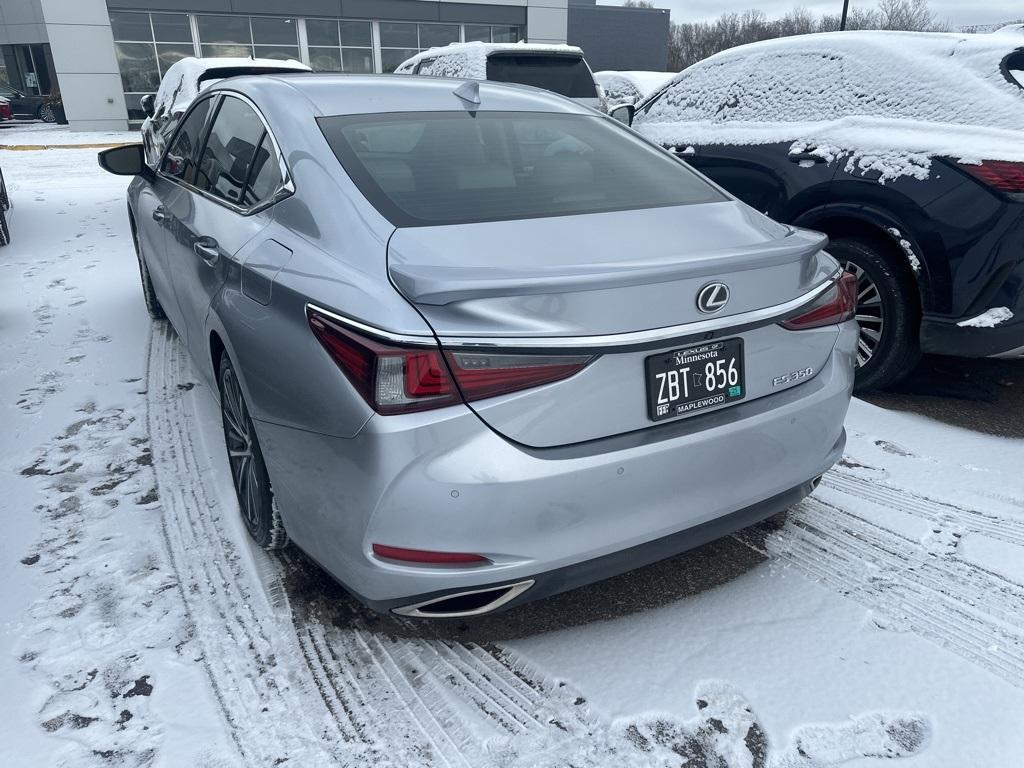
<box><xmin>0</xmin><ymin>0</ymin><xmax>668</xmax><ymax>131</ymax></box>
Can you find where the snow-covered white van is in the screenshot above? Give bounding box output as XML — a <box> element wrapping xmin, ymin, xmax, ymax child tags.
<box><xmin>395</xmin><ymin>42</ymin><xmax>607</xmax><ymax>113</ymax></box>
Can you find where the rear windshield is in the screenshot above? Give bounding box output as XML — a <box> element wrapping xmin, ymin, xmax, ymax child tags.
<box><xmin>486</xmin><ymin>54</ymin><xmax>597</xmax><ymax>99</ymax></box>
<box><xmin>319</xmin><ymin>110</ymin><xmax>724</xmax><ymax>227</ymax></box>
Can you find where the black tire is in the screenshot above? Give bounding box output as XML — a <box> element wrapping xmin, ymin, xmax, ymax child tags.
<box><xmin>39</xmin><ymin>104</ymin><xmax>56</xmax><ymax>123</ymax></box>
<box><xmin>829</xmin><ymin>237</ymin><xmax>921</xmax><ymax>392</ymax></box>
<box><xmin>0</xmin><ymin>167</ymin><xmax>9</xmax><ymax>211</ymax></box>
<box><xmin>129</xmin><ymin>215</ymin><xmax>166</xmax><ymax>320</ymax></box>
<box><xmin>218</xmin><ymin>355</ymin><xmax>288</xmax><ymax>551</ymax></box>
<box><xmin>0</xmin><ymin>207</ymin><xmax>9</xmax><ymax>247</ymax></box>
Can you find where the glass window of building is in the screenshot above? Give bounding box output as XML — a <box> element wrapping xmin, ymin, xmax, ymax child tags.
<box><xmin>462</xmin><ymin>24</ymin><xmax>522</xmax><ymax>44</ymax></box>
<box><xmin>379</xmin><ymin>22</ymin><xmax>461</xmax><ymax>73</ymax></box>
<box><xmin>306</xmin><ymin>19</ymin><xmax>373</xmax><ymax>73</ymax></box>
<box><xmin>110</xmin><ymin>10</ymin><xmax>195</xmax><ymax>122</ymax></box>
<box><xmin>108</xmin><ymin>11</ymin><xmax>529</xmax><ymax>119</ymax></box>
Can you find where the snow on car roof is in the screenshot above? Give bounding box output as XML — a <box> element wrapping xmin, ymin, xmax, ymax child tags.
<box><xmin>634</xmin><ymin>29</ymin><xmax>1024</xmax><ymax>181</ymax></box>
<box><xmin>153</xmin><ymin>56</ymin><xmax>310</xmax><ymax>118</ymax></box>
<box><xmin>394</xmin><ymin>41</ymin><xmax>585</xmax><ymax>77</ymax></box>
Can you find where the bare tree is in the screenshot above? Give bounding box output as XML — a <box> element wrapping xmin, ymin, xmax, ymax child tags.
<box><xmin>666</xmin><ymin>0</ymin><xmax>948</xmax><ymax>72</ymax></box>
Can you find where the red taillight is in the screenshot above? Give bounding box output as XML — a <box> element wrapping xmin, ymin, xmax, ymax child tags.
<box><xmin>372</xmin><ymin>544</ymin><xmax>489</xmax><ymax>565</ymax></box>
<box><xmin>308</xmin><ymin>307</ymin><xmax>594</xmax><ymax>414</ymax></box>
<box><xmin>0</xmin><ymin>102</ymin><xmax>10</xmax><ymax>120</ymax></box>
<box><xmin>781</xmin><ymin>271</ymin><xmax>858</xmax><ymax>330</ymax></box>
<box><xmin>445</xmin><ymin>351</ymin><xmax>593</xmax><ymax>402</ymax></box>
<box><xmin>307</xmin><ymin>309</ymin><xmax>459</xmax><ymax>414</ymax></box>
<box><xmin>960</xmin><ymin>160</ymin><xmax>1024</xmax><ymax>194</ymax></box>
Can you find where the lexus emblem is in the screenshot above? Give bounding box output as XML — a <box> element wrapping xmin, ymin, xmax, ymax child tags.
<box><xmin>696</xmin><ymin>282</ymin><xmax>730</xmax><ymax>314</ymax></box>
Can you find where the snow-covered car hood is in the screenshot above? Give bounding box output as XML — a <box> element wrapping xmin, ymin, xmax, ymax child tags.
<box><xmin>633</xmin><ymin>29</ymin><xmax>1024</xmax><ymax>182</ymax></box>
<box><xmin>594</xmin><ymin>71</ymin><xmax>673</xmax><ymax>105</ymax></box>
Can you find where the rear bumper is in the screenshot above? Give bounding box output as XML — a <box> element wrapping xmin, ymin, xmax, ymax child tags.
<box><xmin>920</xmin><ymin>312</ymin><xmax>1024</xmax><ymax>358</ymax></box>
<box><xmin>258</xmin><ymin>324</ymin><xmax>855</xmax><ymax>612</ymax></box>
<box><xmin>357</xmin><ymin>475</ymin><xmax>827</xmax><ymax>615</ymax></box>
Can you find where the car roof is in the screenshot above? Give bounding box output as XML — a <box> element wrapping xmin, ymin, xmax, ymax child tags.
<box><xmin>212</xmin><ymin>72</ymin><xmax>595</xmax><ymax>116</ymax></box>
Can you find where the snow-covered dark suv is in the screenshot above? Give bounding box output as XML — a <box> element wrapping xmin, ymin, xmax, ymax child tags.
<box><xmin>631</xmin><ymin>29</ymin><xmax>1024</xmax><ymax>389</ymax></box>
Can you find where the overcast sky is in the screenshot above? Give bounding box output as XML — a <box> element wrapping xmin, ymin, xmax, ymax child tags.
<box><xmin>601</xmin><ymin>1</ymin><xmax>1022</xmax><ymax>28</ymax></box>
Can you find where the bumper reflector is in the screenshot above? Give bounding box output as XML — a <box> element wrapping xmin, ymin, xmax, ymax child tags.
<box><xmin>372</xmin><ymin>543</ymin><xmax>490</xmax><ymax>565</ymax></box>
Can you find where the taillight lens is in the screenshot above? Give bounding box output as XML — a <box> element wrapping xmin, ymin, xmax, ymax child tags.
<box><xmin>308</xmin><ymin>309</ymin><xmax>460</xmax><ymax>414</ymax></box>
<box><xmin>444</xmin><ymin>352</ymin><xmax>593</xmax><ymax>401</ymax></box>
<box><xmin>308</xmin><ymin>308</ymin><xmax>594</xmax><ymax>414</ymax></box>
<box><xmin>781</xmin><ymin>271</ymin><xmax>858</xmax><ymax>330</ymax></box>
<box><xmin>959</xmin><ymin>160</ymin><xmax>1024</xmax><ymax>194</ymax></box>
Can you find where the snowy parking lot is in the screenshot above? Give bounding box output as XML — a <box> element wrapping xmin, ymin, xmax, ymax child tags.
<box><xmin>1</xmin><ymin>129</ymin><xmax>1023</xmax><ymax>767</ymax></box>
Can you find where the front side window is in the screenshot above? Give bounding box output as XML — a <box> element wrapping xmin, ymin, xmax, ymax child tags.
<box><xmin>196</xmin><ymin>96</ymin><xmax>281</xmax><ymax>208</ymax></box>
<box><xmin>319</xmin><ymin>111</ymin><xmax>723</xmax><ymax>227</ymax></box>
<box><xmin>486</xmin><ymin>55</ymin><xmax>597</xmax><ymax>99</ymax></box>
<box><xmin>161</xmin><ymin>96</ymin><xmax>213</xmax><ymax>184</ymax></box>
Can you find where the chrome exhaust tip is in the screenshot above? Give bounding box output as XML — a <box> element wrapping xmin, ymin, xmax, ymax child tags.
<box><xmin>392</xmin><ymin>580</ymin><xmax>534</xmax><ymax>619</ymax></box>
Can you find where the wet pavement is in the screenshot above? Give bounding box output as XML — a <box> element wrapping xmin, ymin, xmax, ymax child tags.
<box><xmin>863</xmin><ymin>355</ymin><xmax>1024</xmax><ymax>440</ymax></box>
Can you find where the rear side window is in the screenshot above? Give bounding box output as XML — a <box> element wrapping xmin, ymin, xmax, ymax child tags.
<box><xmin>486</xmin><ymin>55</ymin><xmax>597</xmax><ymax>98</ymax></box>
<box><xmin>161</xmin><ymin>97</ymin><xmax>213</xmax><ymax>184</ymax></box>
<box><xmin>195</xmin><ymin>96</ymin><xmax>282</xmax><ymax>208</ymax></box>
<box><xmin>319</xmin><ymin>110</ymin><xmax>724</xmax><ymax>227</ymax></box>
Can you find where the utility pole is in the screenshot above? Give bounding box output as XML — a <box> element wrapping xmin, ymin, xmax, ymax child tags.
<box><xmin>840</xmin><ymin>0</ymin><xmax>850</xmax><ymax>30</ymax></box>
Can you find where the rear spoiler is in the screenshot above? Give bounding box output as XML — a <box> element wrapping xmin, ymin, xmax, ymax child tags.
<box><xmin>391</xmin><ymin>228</ymin><xmax>828</xmax><ymax>306</ymax></box>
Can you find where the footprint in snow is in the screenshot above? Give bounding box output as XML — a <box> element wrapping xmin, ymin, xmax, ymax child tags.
<box><xmin>874</xmin><ymin>440</ymin><xmax>915</xmax><ymax>458</ymax></box>
<box><xmin>617</xmin><ymin>680</ymin><xmax>930</xmax><ymax>767</ymax></box>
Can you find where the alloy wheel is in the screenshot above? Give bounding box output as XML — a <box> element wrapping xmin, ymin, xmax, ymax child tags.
<box><xmin>842</xmin><ymin>260</ymin><xmax>884</xmax><ymax>367</ymax></box>
<box><xmin>220</xmin><ymin>365</ymin><xmax>262</xmax><ymax>535</ymax></box>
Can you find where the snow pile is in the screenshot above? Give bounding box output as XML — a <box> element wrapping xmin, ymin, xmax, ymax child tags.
<box><xmin>634</xmin><ymin>30</ymin><xmax>1024</xmax><ymax>182</ymax></box>
<box><xmin>595</xmin><ymin>71</ymin><xmax>673</xmax><ymax>105</ymax></box>
<box><xmin>957</xmin><ymin>307</ymin><xmax>1013</xmax><ymax>327</ymax></box>
<box><xmin>394</xmin><ymin>41</ymin><xmax>585</xmax><ymax>77</ymax></box>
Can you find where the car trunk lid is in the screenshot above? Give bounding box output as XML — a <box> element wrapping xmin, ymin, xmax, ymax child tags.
<box><xmin>387</xmin><ymin>201</ymin><xmax>841</xmax><ymax>446</ymax></box>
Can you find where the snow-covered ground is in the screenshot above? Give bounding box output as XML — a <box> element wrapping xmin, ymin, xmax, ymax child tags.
<box><xmin>1</xmin><ymin>126</ymin><xmax>1022</xmax><ymax>767</ymax></box>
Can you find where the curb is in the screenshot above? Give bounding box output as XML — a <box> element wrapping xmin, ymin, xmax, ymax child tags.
<box><xmin>0</xmin><ymin>142</ymin><xmax>131</xmax><ymax>151</ymax></box>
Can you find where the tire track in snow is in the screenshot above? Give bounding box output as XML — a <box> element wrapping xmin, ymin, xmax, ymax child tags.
<box><xmin>148</xmin><ymin>323</ymin><xmax>354</xmax><ymax>766</ymax></box>
<box><xmin>737</xmin><ymin>479</ymin><xmax>1024</xmax><ymax>688</ymax></box>
<box><xmin>825</xmin><ymin>471</ymin><xmax>1024</xmax><ymax>548</ymax></box>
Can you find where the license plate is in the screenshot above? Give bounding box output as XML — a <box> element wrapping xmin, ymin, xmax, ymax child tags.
<box><xmin>645</xmin><ymin>339</ymin><xmax>746</xmax><ymax>421</ymax></box>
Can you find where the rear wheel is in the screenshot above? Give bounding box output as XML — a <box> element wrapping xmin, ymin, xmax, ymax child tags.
<box><xmin>829</xmin><ymin>237</ymin><xmax>920</xmax><ymax>391</ymax></box>
<box><xmin>39</xmin><ymin>104</ymin><xmax>55</xmax><ymax>123</ymax></box>
<box><xmin>0</xmin><ymin>207</ymin><xmax>9</xmax><ymax>247</ymax></box>
<box><xmin>219</xmin><ymin>354</ymin><xmax>288</xmax><ymax>551</ymax></box>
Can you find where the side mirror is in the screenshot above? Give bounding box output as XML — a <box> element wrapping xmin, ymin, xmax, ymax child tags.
<box><xmin>140</xmin><ymin>94</ymin><xmax>155</xmax><ymax>118</ymax></box>
<box><xmin>98</xmin><ymin>143</ymin><xmax>147</xmax><ymax>176</ymax></box>
<box><xmin>610</xmin><ymin>104</ymin><xmax>635</xmax><ymax>126</ymax></box>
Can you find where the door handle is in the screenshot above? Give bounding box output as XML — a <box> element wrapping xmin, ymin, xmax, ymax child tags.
<box><xmin>193</xmin><ymin>237</ymin><xmax>220</xmax><ymax>267</ymax></box>
<box><xmin>152</xmin><ymin>206</ymin><xmax>166</xmax><ymax>222</ymax></box>
<box><xmin>788</xmin><ymin>152</ymin><xmax>828</xmax><ymax>165</ymax></box>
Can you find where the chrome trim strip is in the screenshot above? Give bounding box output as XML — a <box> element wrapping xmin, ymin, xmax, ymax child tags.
<box><xmin>309</xmin><ymin>271</ymin><xmax>839</xmax><ymax>352</ymax></box>
<box><xmin>441</xmin><ymin>271</ymin><xmax>841</xmax><ymax>350</ymax></box>
<box><xmin>392</xmin><ymin>580</ymin><xmax>535</xmax><ymax>618</ymax></box>
<box><xmin>305</xmin><ymin>303</ymin><xmax>436</xmax><ymax>345</ymax></box>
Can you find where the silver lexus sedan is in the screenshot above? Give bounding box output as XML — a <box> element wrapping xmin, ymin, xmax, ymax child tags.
<box><xmin>99</xmin><ymin>74</ymin><xmax>857</xmax><ymax>618</ymax></box>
